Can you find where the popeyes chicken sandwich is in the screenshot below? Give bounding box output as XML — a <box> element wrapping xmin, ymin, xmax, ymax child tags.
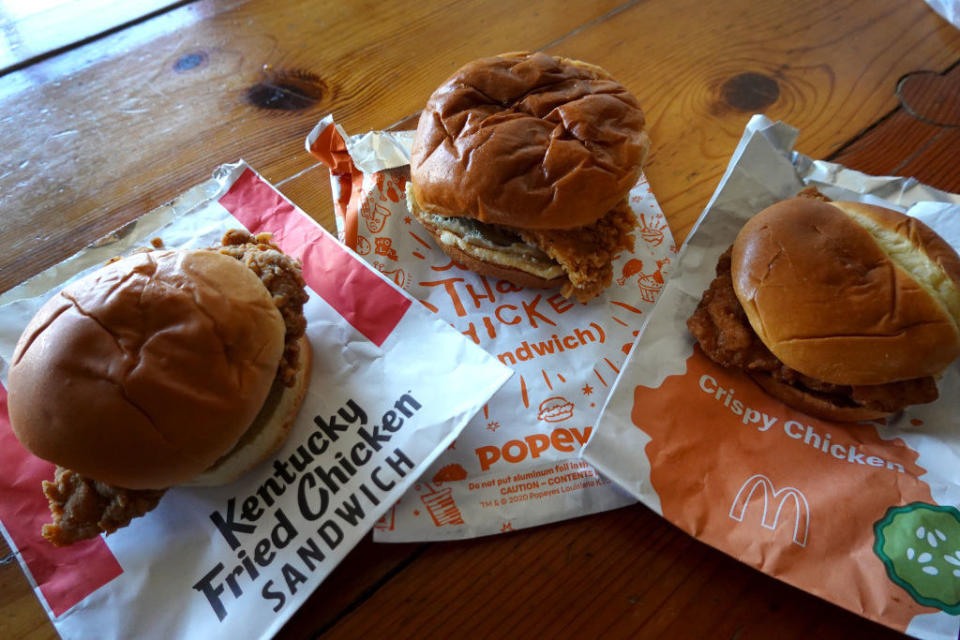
<box><xmin>407</xmin><ymin>51</ymin><xmax>651</xmax><ymax>301</ymax></box>
<box><xmin>689</xmin><ymin>189</ymin><xmax>960</xmax><ymax>422</ymax></box>
<box><xmin>6</xmin><ymin>230</ymin><xmax>311</xmax><ymax>546</ymax></box>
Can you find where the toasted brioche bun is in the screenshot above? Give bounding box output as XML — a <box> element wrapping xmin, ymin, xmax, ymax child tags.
<box><xmin>732</xmin><ymin>198</ymin><xmax>960</xmax><ymax>386</ymax></box>
<box><xmin>748</xmin><ymin>373</ymin><xmax>891</xmax><ymax>423</ymax></box>
<box><xmin>189</xmin><ymin>335</ymin><xmax>312</xmax><ymax>486</ymax></box>
<box><xmin>410</xmin><ymin>51</ymin><xmax>650</xmax><ymax>230</ymax></box>
<box><xmin>7</xmin><ymin>250</ymin><xmax>287</xmax><ymax>490</ymax></box>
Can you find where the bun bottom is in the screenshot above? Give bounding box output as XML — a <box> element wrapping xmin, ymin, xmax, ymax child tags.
<box><xmin>420</xmin><ymin>222</ymin><xmax>568</xmax><ymax>290</ymax></box>
<box><xmin>188</xmin><ymin>336</ymin><xmax>312</xmax><ymax>486</ymax></box>
<box><xmin>748</xmin><ymin>372</ymin><xmax>890</xmax><ymax>423</ymax></box>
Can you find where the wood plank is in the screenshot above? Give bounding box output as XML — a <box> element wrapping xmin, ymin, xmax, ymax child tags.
<box><xmin>832</xmin><ymin>114</ymin><xmax>960</xmax><ymax>194</ymax></box>
<box><xmin>536</xmin><ymin>0</ymin><xmax>960</xmax><ymax>244</ymax></box>
<box><xmin>0</xmin><ymin>0</ymin><xmax>184</xmax><ymax>73</ymax></box>
<box><xmin>0</xmin><ymin>539</ymin><xmax>55</xmax><ymax>640</ymax></box>
<box><xmin>822</xmin><ymin>110</ymin><xmax>945</xmax><ymax>181</ymax></box>
<box><xmin>275</xmin><ymin>536</ymin><xmax>424</xmax><ymax>638</ymax></box>
<box><xmin>831</xmin><ymin>64</ymin><xmax>960</xmax><ymax>192</ymax></box>
<box><xmin>5</xmin><ymin>0</ymin><xmax>958</xmax><ymax>293</ymax></box>
<box><xmin>0</xmin><ymin>0</ymin><xmax>626</xmax><ymax>293</ymax></box>
<box><xmin>316</xmin><ymin>505</ymin><xmax>905</xmax><ymax>639</ymax></box>
<box><xmin>897</xmin><ymin>64</ymin><xmax>960</xmax><ymax>127</ymax></box>
<box><xmin>895</xmin><ymin>127</ymin><xmax>960</xmax><ymax>192</ymax></box>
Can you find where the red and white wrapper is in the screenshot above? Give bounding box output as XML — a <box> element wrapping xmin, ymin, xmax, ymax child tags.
<box><xmin>0</xmin><ymin>161</ymin><xmax>510</xmax><ymax>639</ymax></box>
<box><xmin>307</xmin><ymin>115</ymin><xmax>676</xmax><ymax>540</ymax></box>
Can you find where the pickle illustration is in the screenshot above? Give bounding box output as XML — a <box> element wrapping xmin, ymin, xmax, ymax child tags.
<box><xmin>874</xmin><ymin>502</ymin><xmax>960</xmax><ymax>613</ymax></box>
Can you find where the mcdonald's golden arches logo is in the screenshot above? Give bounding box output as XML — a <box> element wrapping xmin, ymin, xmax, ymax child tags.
<box><xmin>729</xmin><ymin>474</ymin><xmax>809</xmax><ymax>547</ymax></box>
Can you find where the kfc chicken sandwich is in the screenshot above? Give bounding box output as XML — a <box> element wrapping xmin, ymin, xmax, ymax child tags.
<box><xmin>6</xmin><ymin>230</ymin><xmax>311</xmax><ymax>545</ymax></box>
<box><xmin>689</xmin><ymin>191</ymin><xmax>960</xmax><ymax>421</ymax></box>
<box><xmin>407</xmin><ymin>51</ymin><xmax>651</xmax><ymax>301</ymax></box>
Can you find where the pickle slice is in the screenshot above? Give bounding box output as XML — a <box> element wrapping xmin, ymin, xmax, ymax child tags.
<box><xmin>874</xmin><ymin>502</ymin><xmax>960</xmax><ymax>613</ymax></box>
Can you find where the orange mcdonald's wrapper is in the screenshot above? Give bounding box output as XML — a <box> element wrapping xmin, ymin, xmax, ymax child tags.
<box><xmin>584</xmin><ymin>115</ymin><xmax>960</xmax><ymax>640</ymax></box>
<box><xmin>307</xmin><ymin>115</ymin><xmax>677</xmax><ymax>540</ymax></box>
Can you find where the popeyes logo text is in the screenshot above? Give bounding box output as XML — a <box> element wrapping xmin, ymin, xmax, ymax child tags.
<box><xmin>417</xmin><ymin>264</ymin><xmax>580</xmax><ymax>345</ymax></box>
<box><xmin>475</xmin><ymin>427</ymin><xmax>593</xmax><ymax>471</ymax></box>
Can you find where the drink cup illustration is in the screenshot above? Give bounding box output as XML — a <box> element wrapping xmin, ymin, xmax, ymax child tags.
<box><xmin>420</xmin><ymin>482</ymin><xmax>465</xmax><ymax>527</ymax></box>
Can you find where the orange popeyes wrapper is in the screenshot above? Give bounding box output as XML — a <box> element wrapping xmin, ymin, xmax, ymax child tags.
<box><xmin>306</xmin><ymin>114</ymin><xmax>676</xmax><ymax>541</ymax></box>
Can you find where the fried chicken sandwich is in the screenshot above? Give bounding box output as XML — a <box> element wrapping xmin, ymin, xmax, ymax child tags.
<box><xmin>688</xmin><ymin>191</ymin><xmax>960</xmax><ymax>422</ymax></box>
<box><xmin>6</xmin><ymin>230</ymin><xmax>311</xmax><ymax>545</ymax></box>
<box><xmin>407</xmin><ymin>51</ymin><xmax>651</xmax><ymax>301</ymax></box>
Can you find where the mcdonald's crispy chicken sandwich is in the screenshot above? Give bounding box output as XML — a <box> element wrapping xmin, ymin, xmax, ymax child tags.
<box><xmin>6</xmin><ymin>230</ymin><xmax>311</xmax><ymax>546</ymax></box>
<box><xmin>688</xmin><ymin>189</ymin><xmax>960</xmax><ymax>422</ymax></box>
<box><xmin>407</xmin><ymin>51</ymin><xmax>651</xmax><ymax>301</ymax></box>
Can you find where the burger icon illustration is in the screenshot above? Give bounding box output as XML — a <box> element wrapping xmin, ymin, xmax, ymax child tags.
<box><xmin>432</xmin><ymin>463</ymin><xmax>468</xmax><ymax>484</ymax></box>
<box><xmin>538</xmin><ymin>396</ymin><xmax>575</xmax><ymax>423</ymax></box>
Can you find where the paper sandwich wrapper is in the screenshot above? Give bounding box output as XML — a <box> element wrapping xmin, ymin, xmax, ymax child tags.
<box><xmin>584</xmin><ymin>114</ymin><xmax>960</xmax><ymax>640</ymax></box>
<box><xmin>307</xmin><ymin>114</ymin><xmax>678</xmax><ymax>540</ymax></box>
<box><xmin>0</xmin><ymin>161</ymin><xmax>511</xmax><ymax>639</ymax></box>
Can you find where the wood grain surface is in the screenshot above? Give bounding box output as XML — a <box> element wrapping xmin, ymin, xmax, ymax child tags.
<box><xmin>0</xmin><ymin>0</ymin><xmax>625</xmax><ymax>292</ymax></box>
<box><xmin>0</xmin><ymin>0</ymin><xmax>183</xmax><ymax>73</ymax></box>
<box><xmin>312</xmin><ymin>505</ymin><xmax>906</xmax><ymax>640</ymax></box>
<box><xmin>833</xmin><ymin>64</ymin><xmax>960</xmax><ymax>190</ymax></box>
<box><xmin>2</xmin><ymin>0</ymin><xmax>960</xmax><ymax>639</ymax></box>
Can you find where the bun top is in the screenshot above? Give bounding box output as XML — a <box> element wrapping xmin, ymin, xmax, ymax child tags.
<box><xmin>7</xmin><ymin>250</ymin><xmax>286</xmax><ymax>490</ymax></box>
<box><xmin>410</xmin><ymin>51</ymin><xmax>650</xmax><ymax>230</ymax></box>
<box><xmin>732</xmin><ymin>198</ymin><xmax>960</xmax><ymax>385</ymax></box>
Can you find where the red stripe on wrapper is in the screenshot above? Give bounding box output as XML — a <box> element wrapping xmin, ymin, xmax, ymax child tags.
<box><xmin>219</xmin><ymin>167</ymin><xmax>411</xmax><ymax>347</ymax></box>
<box><xmin>0</xmin><ymin>385</ymin><xmax>123</xmax><ymax>617</ymax></box>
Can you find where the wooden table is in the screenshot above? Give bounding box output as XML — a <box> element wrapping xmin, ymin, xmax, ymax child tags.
<box><xmin>2</xmin><ymin>1</ymin><xmax>959</xmax><ymax>638</ymax></box>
